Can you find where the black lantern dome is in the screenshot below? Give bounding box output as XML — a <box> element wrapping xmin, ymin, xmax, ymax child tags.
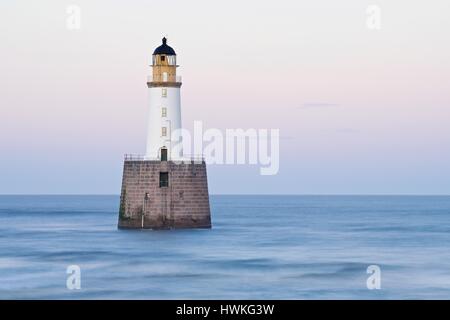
<box><xmin>153</xmin><ymin>37</ymin><xmax>176</xmax><ymax>55</ymax></box>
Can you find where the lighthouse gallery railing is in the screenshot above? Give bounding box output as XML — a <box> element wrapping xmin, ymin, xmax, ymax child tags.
<box><xmin>124</xmin><ymin>154</ymin><xmax>204</xmax><ymax>162</ymax></box>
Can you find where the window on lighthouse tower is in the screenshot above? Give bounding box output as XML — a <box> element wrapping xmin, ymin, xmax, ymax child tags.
<box><xmin>162</xmin><ymin>127</ymin><xmax>167</xmax><ymax>136</ymax></box>
<box><xmin>161</xmin><ymin>148</ymin><xmax>168</xmax><ymax>161</ymax></box>
<box><xmin>162</xmin><ymin>88</ymin><xmax>167</xmax><ymax>97</ymax></box>
<box><xmin>161</xmin><ymin>107</ymin><xmax>167</xmax><ymax>117</ymax></box>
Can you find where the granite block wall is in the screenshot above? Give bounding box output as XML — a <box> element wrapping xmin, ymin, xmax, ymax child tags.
<box><xmin>118</xmin><ymin>160</ymin><xmax>211</xmax><ymax>229</ymax></box>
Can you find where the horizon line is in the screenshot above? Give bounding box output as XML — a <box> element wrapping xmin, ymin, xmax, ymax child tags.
<box><xmin>1</xmin><ymin>193</ymin><xmax>450</xmax><ymax>197</ymax></box>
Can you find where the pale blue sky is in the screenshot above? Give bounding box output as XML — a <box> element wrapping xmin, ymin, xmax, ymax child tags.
<box><xmin>1</xmin><ymin>0</ymin><xmax>449</xmax><ymax>194</ymax></box>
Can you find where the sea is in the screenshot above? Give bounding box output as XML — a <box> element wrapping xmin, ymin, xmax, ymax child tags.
<box><xmin>0</xmin><ymin>195</ymin><xmax>449</xmax><ymax>299</ymax></box>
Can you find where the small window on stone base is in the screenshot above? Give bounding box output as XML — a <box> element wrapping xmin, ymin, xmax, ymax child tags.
<box><xmin>159</xmin><ymin>172</ymin><xmax>169</xmax><ymax>188</ymax></box>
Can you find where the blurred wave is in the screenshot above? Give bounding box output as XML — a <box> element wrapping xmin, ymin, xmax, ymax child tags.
<box><xmin>0</xmin><ymin>195</ymin><xmax>450</xmax><ymax>299</ymax></box>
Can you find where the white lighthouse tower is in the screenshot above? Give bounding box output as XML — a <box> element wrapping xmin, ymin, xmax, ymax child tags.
<box><xmin>145</xmin><ymin>37</ymin><xmax>182</xmax><ymax>161</ymax></box>
<box><xmin>118</xmin><ymin>38</ymin><xmax>211</xmax><ymax>229</ymax></box>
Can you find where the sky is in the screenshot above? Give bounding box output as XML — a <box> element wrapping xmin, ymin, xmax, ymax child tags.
<box><xmin>1</xmin><ymin>0</ymin><xmax>449</xmax><ymax>194</ymax></box>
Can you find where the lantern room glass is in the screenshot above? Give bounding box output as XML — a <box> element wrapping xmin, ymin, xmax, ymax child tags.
<box><xmin>152</xmin><ymin>54</ymin><xmax>177</xmax><ymax>66</ymax></box>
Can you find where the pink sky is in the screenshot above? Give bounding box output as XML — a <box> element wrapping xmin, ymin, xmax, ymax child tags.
<box><xmin>1</xmin><ymin>0</ymin><xmax>450</xmax><ymax>194</ymax></box>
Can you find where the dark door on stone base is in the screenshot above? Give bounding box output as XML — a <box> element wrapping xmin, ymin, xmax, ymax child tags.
<box><xmin>161</xmin><ymin>148</ymin><xmax>168</xmax><ymax>161</ymax></box>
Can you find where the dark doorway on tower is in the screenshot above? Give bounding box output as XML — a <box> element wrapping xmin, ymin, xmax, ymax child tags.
<box><xmin>161</xmin><ymin>148</ymin><xmax>168</xmax><ymax>161</ymax></box>
<box><xmin>159</xmin><ymin>172</ymin><xmax>169</xmax><ymax>188</ymax></box>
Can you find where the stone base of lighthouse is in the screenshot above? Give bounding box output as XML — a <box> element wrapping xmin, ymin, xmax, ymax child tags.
<box><xmin>118</xmin><ymin>160</ymin><xmax>211</xmax><ymax>229</ymax></box>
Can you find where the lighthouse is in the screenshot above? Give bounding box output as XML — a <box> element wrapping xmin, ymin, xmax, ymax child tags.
<box><xmin>145</xmin><ymin>37</ymin><xmax>182</xmax><ymax>161</ymax></box>
<box><xmin>118</xmin><ymin>38</ymin><xmax>212</xmax><ymax>229</ymax></box>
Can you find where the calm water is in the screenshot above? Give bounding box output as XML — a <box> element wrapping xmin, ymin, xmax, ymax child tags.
<box><xmin>0</xmin><ymin>195</ymin><xmax>450</xmax><ymax>299</ymax></box>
